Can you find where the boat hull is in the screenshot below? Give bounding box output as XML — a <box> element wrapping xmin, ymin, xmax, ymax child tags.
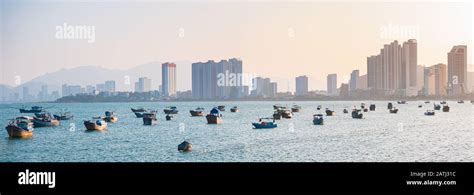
<box><xmin>33</xmin><ymin>119</ymin><xmax>60</xmax><ymax>127</ymax></box>
<box><xmin>5</xmin><ymin>125</ymin><xmax>33</xmax><ymax>138</ymax></box>
<box><xmin>442</xmin><ymin>107</ymin><xmax>450</xmax><ymax>112</ymax></box>
<box><xmin>84</xmin><ymin>121</ymin><xmax>107</xmax><ymax>131</ymax></box>
<box><xmin>190</xmin><ymin>110</ymin><xmax>204</xmax><ymax>116</ymax></box>
<box><xmin>206</xmin><ymin>115</ymin><xmax>222</xmax><ymax>124</ymax></box>
<box><xmin>252</xmin><ymin>123</ymin><xmax>277</xmax><ymax>129</ymax></box>
<box><xmin>230</xmin><ymin>108</ymin><xmax>239</xmax><ymax>113</ymax></box>
<box><xmin>291</xmin><ymin>108</ymin><xmax>300</xmax><ymax>112</ymax></box>
<box><xmin>313</xmin><ymin>119</ymin><xmax>324</xmax><ymax>125</ymax></box>
<box><xmin>143</xmin><ymin>117</ymin><xmax>157</xmax><ymax>125</ymax></box>
<box><xmin>164</xmin><ymin>110</ymin><xmax>178</xmax><ymax>114</ymax></box>
<box><xmin>104</xmin><ymin>116</ymin><xmax>118</xmax><ymax>123</ymax></box>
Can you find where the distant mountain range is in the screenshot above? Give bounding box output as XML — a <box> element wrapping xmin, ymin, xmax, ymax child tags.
<box><xmin>0</xmin><ymin>61</ymin><xmax>192</xmax><ymax>100</ymax></box>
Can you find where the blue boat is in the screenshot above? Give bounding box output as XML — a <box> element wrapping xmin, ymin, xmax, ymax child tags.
<box><xmin>313</xmin><ymin>114</ymin><xmax>324</xmax><ymax>125</ymax></box>
<box><xmin>252</xmin><ymin>118</ymin><xmax>277</xmax><ymax>129</ymax></box>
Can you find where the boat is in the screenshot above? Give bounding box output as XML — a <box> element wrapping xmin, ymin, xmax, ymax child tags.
<box><xmin>163</xmin><ymin>106</ymin><xmax>178</xmax><ymax>114</ymax></box>
<box><xmin>389</xmin><ymin>107</ymin><xmax>398</xmax><ymax>114</ymax></box>
<box><xmin>217</xmin><ymin>105</ymin><xmax>226</xmax><ymax>111</ymax></box>
<box><xmin>369</xmin><ymin>104</ymin><xmax>376</xmax><ymax>111</ymax></box>
<box><xmin>178</xmin><ymin>141</ymin><xmax>192</xmax><ymax>152</ymax></box>
<box><xmin>273</xmin><ymin>104</ymin><xmax>282</xmax><ymax>110</ymax></box>
<box><xmin>442</xmin><ymin>105</ymin><xmax>450</xmax><ymax>112</ymax></box>
<box><xmin>363</xmin><ymin>108</ymin><xmax>368</xmax><ymax>112</ymax></box>
<box><xmin>34</xmin><ymin>112</ymin><xmax>49</xmax><ymax>118</ymax></box>
<box><xmin>103</xmin><ymin>111</ymin><xmax>118</xmax><ymax>123</ymax></box>
<box><xmin>134</xmin><ymin>112</ymin><xmax>145</xmax><ymax>118</ymax></box>
<box><xmin>471</xmin><ymin>100</ymin><xmax>474</xmax><ymax>104</ymax></box>
<box><xmin>312</xmin><ymin>114</ymin><xmax>324</xmax><ymax>125</ymax></box>
<box><xmin>440</xmin><ymin>101</ymin><xmax>447</xmax><ymax>105</ymax></box>
<box><xmin>424</xmin><ymin>101</ymin><xmax>430</xmax><ymax>104</ymax></box>
<box><xmin>252</xmin><ymin>118</ymin><xmax>277</xmax><ymax>129</ymax></box>
<box><xmin>418</xmin><ymin>104</ymin><xmax>422</xmax><ymax>108</ymax></box>
<box><xmin>190</xmin><ymin>107</ymin><xmax>205</xmax><ymax>116</ymax></box>
<box><xmin>433</xmin><ymin>104</ymin><xmax>441</xmax><ymax>110</ymax></box>
<box><xmin>230</xmin><ymin>106</ymin><xmax>239</xmax><ymax>113</ymax></box>
<box><xmin>387</xmin><ymin>102</ymin><xmax>393</xmax><ymax>109</ymax></box>
<box><xmin>317</xmin><ymin>105</ymin><xmax>322</xmax><ymax>110</ymax></box>
<box><xmin>206</xmin><ymin>107</ymin><xmax>222</xmax><ymax>124</ymax></box>
<box><xmin>352</xmin><ymin>109</ymin><xmax>363</xmax><ymax>119</ymax></box>
<box><xmin>343</xmin><ymin>108</ymin><xmax>349</xmax><ymax>114</ymax></box>
<box><xmin>142</xmin><ymin>112</ymin><xmax>158</xmax><ymax>125</ymax></box>
<box><xmin>53</xmin><ymin>111</ymin><xmax>74</xmax><ymax>120</ymax></box>
<box><xmin>279</xmin><ymin>109</ymin><xmax>293</xmax><ymax>119</ymax></box>
<box><xmin>165</xmin><ymin>114</ymin><xmax>173</xmax><ymax>121</ymax></box>
<box><xmin>325</xmin><ymin>108</ymin><xmax>335</xmax><ymax>116</ymax></box>
<box><xmin>361</xmin><ymin>103</ymin><xmax>366</xmax><ymax>109</ymax></box>
<box><xmin>84</xmin><ymin>119</ymin><xmax>107</xmax><ymax>131</ymax></box>
<box><xmin>5</xmin><ymin>116</ymin><xmax>34</xmax><ymax>138</ymax></box>
<box><xmin>457</xmin><ymin>100</ymin><xmax>464</xmax><ymax>104</ymax></box>
<box><xmin>291</xmin><ymin>105</ymin><xmax>301</xmax><ymax>112</ymax></box>
<box><xmin>397</xmin><ymin>101</ymin><xmax>407</xmax><ymax>104</ymax></box>
<box><xmin>273</xmin><ymin>111</ymin><xmax>282</xmax><ymax>120</ymax></box>
<box><xmin>19</xmin><ymin>106</ymin><xmax>44</xmax><ymax>113</ymax></box>
<box><xmin>424</xmin><ymin>110</ymin><xmax>435</xmax><ymax>116</ymax></box>
<box><xmin>131</xmin><ymin>108</ymin><xmax>146</xmax><ymax>113</ymax></box>
<box><xmin>33</xmin><ymin>113</ymin><xmax>60</xmax><ymax>127</ymax></box>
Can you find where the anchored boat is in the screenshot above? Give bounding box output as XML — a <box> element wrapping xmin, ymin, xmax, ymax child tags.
<box><xmin>230</xmin><ymin>106</ymin><xmax>239</xmax><ymax>113</ymax></box>
<box><xmin>352</xmin><ymin>109</ymin><xmax>363</xmax><ymax>119</ymax></box>
<box><xmin>178</xmin><ymin>141</ymin><xmax>192</xmax><ymax>152</ymax></box>
<box><xmin>103</xmin><ymin>111</ymin><xmax>118</xmax><ymax>123</ymax></box>
<box><xmin>424</xmin><ymin>110</ymin><xmax>435</xmax><ymax>116</ymax></box>
<box><xmin>84</xmin><ymin>119</ymin><xmax>107</xmax><ymax>131</ymax></box>
<box><xmin>33</xmin><ymin>113</ymin><xmax>60</xmax><ymax>127</ymax></box>
<box><xmin>19</xmin><ymin>106</ymin><xmax>44</xmax><ymax>113</ymax></box>
<box><xmin>252</xmin><ymin>118</ymin><xmax>277</xmax><ymax>129</ymax></box>
<box><xmin>53</xmin><ymin>111</ymin><xmax>74</xmax><ymax>120</ymax></box>
<box><xmin>217</xmin><ymin>105</ymin><xmax>226</xmax><ymax>112</ymax></box>
<box><xmin>291</xmin><ymin>105</ymin><xmax>301</xmax><ymax>112</ymax></box>
<box><xmin>190</xmin><ymin>107</ymin><xmax>205</xmax><ymax>116</ymax></box>
<box><xmin>206</xmin><ymin>107</ymin><xmax>222</xmax><ymax>124</ymax></box>
<box><xmin>164</xmin><ymin>106</ymin><xmax>178</xmax><ymax>114</ymax></box>
<box><xmin>389</xmin><ymin>107</ymin><xmax>399</xmax><ymax>114</ymax></box>
<box><xmin>369</xmin><ymin>104</ymin><xmax>376</xmax><ymax>111</ymax></box>
<box><xmin>442</xmin><ymin>105</ymin><xmax>450</xmax><ymax>112</ymax></box>
<box><xmin>5</xmin><ymin>116</ymin><xmax>34</xmax><ymax>138</ymax></box>
<box><xmin>433</xmin><ymin>104</ymin><xmax>441</xmax><ymax>110</ymax></box>
<box><xmin>143</xmin><ymin>112</ymin><xmax>158</xmax><ymax>125</ymax></box>
<box><xmin>387</xmin><ymin>102</ymin><xmax>393</xmax><ymax>109</ymax></box>
<box><xmin>325</xmin><ymin>108</ymin><xmax>335</xmax><ymax>116</ymax></box>
<box><xmin>312</xmin><ymin>114</ymin><xmax>324</xmax><ymax>125</ymax></box>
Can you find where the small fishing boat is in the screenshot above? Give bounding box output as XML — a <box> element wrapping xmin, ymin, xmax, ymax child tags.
<box><xmin>134</xmin><ymin>112</ymin><xmax>145</xmax><ymax>118</ymax></box>
<box><xmin>397</xmin><ymin>100</ymin><xmax>407</xmax><ymax>104</ymax></box>
<box><xmin>19</xmin><ymin>106</ymin><xmax>44</xmax><ymax>113</ymax></box>
<box><xmin>131</xmin><ymin>108</ymin><xmax>146</xmax><ymax>113</ymax></box>
<box><xmin>143</xmin><ymin>112</ymin><xmax>158</xmax><ymax>125</ymax></box>
<box><xmin>363</xmin><ymin>108</ymin><xmax>368</xmax><ymax>112</ymax></box>
<box><xmin>33</xmin><ymin>113</ymin><xmax>60</xmax><ymax>127</ymax></box>
<box><xmin>424</xmin><ymin>110</ymin><xmax>435</xmax><ymax>116</ymax></box>
<box><xmin>273</xmin><ymin>104</ymin><xmax>282</xmax><ymax>110</ymax></box>
<box><xmin>163</xmin><ymin>106</ymin><xmax>178</xmax><ymax>114</ymax></box>
<box><xmin>343</xmin><ymin>108</ymin><xmax>349</xmax><ymax>114</ymax></box>
<box><xmin>352</xmin><ymin>109</ymin><xmax>363</xmax><ymax>119</ymax></box>
<box><xmin>217</xmin><ymin>105</ymin><xmax>226</xmax><ymax>111</ymax></box>
<box><xmin>53</xmin><ymin>111</ymin><xmax>74</xmax><ymax>120</ymax></box>
<box><xmin>84</xmin><ymin>119</ymin><xmax>107</xmax><ymax>131</ymax></box>
<box><xmin>418</xmin><ymin>104</ymin><xmax>422</xmax><ymax>108</ymax></box>
<box><xmin>325</xmin><ymin>108</ymin><xmax>335</xmax><ymax>116</ymax></box>
<box><xmin>389</xmin><ymin>107</ymin><xmax>399</xmax><ymax>114</ymax></box>
<box><xmin>190</xmin><ymin>107</ymin><xmax>205</xmax><ymax>116</ymax></box>
<box><xmin>312</xmin><ymin>114</ymin><xmax>324</xmax><ymax>125</ymax></box>
<box><xmin>291</xmin><ymin>105</ymin><xmax>301</xmax><ymax>112</ymax></box>
<box><xmin>424</xmin><ymin>101</ymin><xmax>430</xmax><ymax>104</ymax></box>
<box><xmin>178</xmin><ymin>141</ymin><xmax>192</xmax><ymax>152</ymax></box>
<box><xmin>273</xmin><ymin>111</ymin><xmax>282</xmax><ymax>120</ymax></box>
<box><xmin>433</xmin><ymin>104</ymin><xmax>441</xmax><ymax>110</ymax></box>
<box><xmin>317</xmin><ymin>105</ymin><xmax>322</xmax><ymax>110</ymax></box>
<box><xmin>165</xmin><ymin>114</ymin><xmax>173</xmax><ymax>121</ymax></box>
<box><xmin>279</xmin><ymin>109</ymin><xmax>293</xmax><ymax>119</ymax></box>
<box><xmin>442</xmin><ymin>105</ymin><xmax>450</xmax><ymax>112</ymax></box>
<box><xmin>252</xmin><ymin>118</ymin><xmax>277</xmax><ymax>129</ymax></box>
<box><xmin>5</xmin><ymin>116</ymin><xmax>34</xmax><ymax>138</ymax></box>
<box><xmin>103</xmin><ymin>111</ymin><xmax>118</xmax><ymax>123</ymax></box>
<box><xmin>206</xmin><ymin>107</ymin><xmax>222</xmax><ymax>124</ymax></box>
<box><xmin>387</xmin><ymin>102</ymin><xmax>393</xmax><ymax>110</ymax></box>
<box><xmin>369</xmin><ymin>104</ymin><xmax>376</xmax><ymax>111</ymax></box>
<box><xmin>457</xmin><ymin>100</ymin><xmax>464</xmax><ymax>104</ymax></box>
<box><xmin>361</xmin><ymin>103</ymin><xmax>366</xmax><ymax>109</ymax></box>
<box><xmin>440</xmin><ymin>101</ymin><xmax>447</xmax><ymax>105</ymax></box>
<box><xmin>230</xmin><ymin>106</ymin><xmax>239</xmax><ymax>113</ymax></box>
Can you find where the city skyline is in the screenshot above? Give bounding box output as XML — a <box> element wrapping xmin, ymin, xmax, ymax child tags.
<box><xmin>1</xmin><ymin>1</ymin><xmax>472</xmax><ymax>92</ymax></box>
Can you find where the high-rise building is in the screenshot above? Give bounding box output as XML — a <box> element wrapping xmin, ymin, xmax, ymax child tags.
<box><xmin>295</xmin><ymin>75</ymin><xmax>308</xmax><ymax>96</ymax></box>
<box><xmin>269</xmin><ymin>82</ymin><xmax>278</xmax><ymax>97</ymax></box>
<box><xmin>135</xmin><ymin>77</ymin><xmax>152</xmax><ymax>92</ymax></box>
<box><xmin>339</xmin><ymin>83</ymin><xmax>349</xmax><ymax>98</ymax></box>
<box><xmin>192</xmin><ymin>58</ymin><xmax>243</xmax><ymax>99</ymax></box>
<box><xmin>423</xmin><ymin>63</ymin><xmax>447</xmax><ymax>96</ymax></box>
<box><xmin>350</xmin><ymin>70</ymin><xmax>359</xmax><ymax>91</ymax></box>
<box><xmin>105</xmin><ymin>80</ymin><xmax>116</xmax><ymax>93</ymax></box>
<box><xmin>327</xmin><ymin>74</ymin><xmax>337</xmax><ymax>96</ymax></box>
<box><xmin>39</xmin><ymin>85</ymin><xmax>48</xmax><ymax>101</ymax></box>
<box><xmin>447</xmin><ymin>45</ymin><xmax>467</xmax><ymax>95</ymax></box>
<box><xmin>357</xmin><ymin>74</ymin><xmax>367</xmax><ymax>90</ymax></box>
<box><xmin>162</xmin><ymin>62</ymin><xmax>177</xmax><ymax>97</ymax></box>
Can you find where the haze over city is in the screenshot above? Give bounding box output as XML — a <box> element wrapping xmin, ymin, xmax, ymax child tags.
<box><xmin>0</xmin><ymin>0</ymin><xmax>472</xmax><ymax>92</ymax></box>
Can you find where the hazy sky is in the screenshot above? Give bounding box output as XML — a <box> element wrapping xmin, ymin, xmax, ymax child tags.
<box><xmin>1</xmin><ymin>0</ymin><xmax>472</xmax><ymax>91</ymax></box>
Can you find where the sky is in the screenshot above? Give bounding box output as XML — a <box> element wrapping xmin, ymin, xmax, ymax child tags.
<box><xmin>0</xmin><ymin>0</ymin><xmax>472</xmax><ymax>91</ymax></box>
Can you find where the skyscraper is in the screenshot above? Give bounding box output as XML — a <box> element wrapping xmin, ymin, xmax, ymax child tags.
<box><xmin>192</xmin><ymin>58</ymin><xmax>243</xmax><ymax>99</ymax></box>
<box><xmin>350</xmin><ymin>70</ymin><xmax>359</xmax><ymax>91</ymax></box>
<box><xmin>162</xmin><ymin>62</ymin><xmax>177</xmax><ymax>97</ymax></box>
<box><xmin>424</xmin><ymin>63</ymin><xmax>447</xmax><ymax>96</ymax></box>
<box><xmin>327</xmin><ymin>74</ymin><xmax>337</xmax><ymax>96</ymax></box>
<box><xmin>447</xmin><ymin>45</ymin><xmax>467</xmax><ymax>95</ymax></box>
<box><xmin>105</xmin><ymin>80</ymin><xmax>116</xmax><ymax>93</ymax></box>
<box><xmin>135</xmin><ymin>77</ymin><xmax>152</xmax><ymax>92</ymax></box>
<box><xmin>295</xmin><ymin>75</ymin><xmax>308</xmax><ymax>96</ymax></box>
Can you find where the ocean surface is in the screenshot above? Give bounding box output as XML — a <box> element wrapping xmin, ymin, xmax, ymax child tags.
<box><xmin>0</xmin><ymin>101</ymin><xmax>472</xmax><ymax>162</ymax></box>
